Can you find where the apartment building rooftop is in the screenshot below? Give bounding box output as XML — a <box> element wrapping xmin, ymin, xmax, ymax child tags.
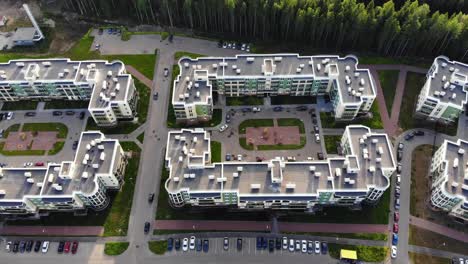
<box><xmin>442</xmin><ymin>139</ymin><xmax>468</xmax><ymax>199</ymax></box>
<box><xmin>173</xmin><ymin>54</ymin><xmax>375</xmax><ymax>106</ymax></box>
<box><xmin>0</xmin><ymin>131</ymin><xmax>120</xmax><ymax>201</ymax></box>
<box><xmin>0</xmin><ymin>58</ymin><xmax>131</xmax><ymax>110</ymax></box>
<box><xmin>425</xmin><ymin>56</ymin><xmax>468</xmax><ymax>108</ymax></box>
<box><xmin>165</xmin><ymin>126</ymin><xmax>395</xmax><ymax>197</ymax></box>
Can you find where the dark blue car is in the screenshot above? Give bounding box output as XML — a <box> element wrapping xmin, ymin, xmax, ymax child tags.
<box><xmin>262</xmin><ymin>237</ymin><xmax>267</xmax><ymax>249</ymax></box>
<box><xmin>392</xmin><ymin>233</ymin><xmax>399</xmax><ymax>245</ymax></box>
<box><xmin>167</xmin><ymin>238</ymin><xmax>173</xmax><ymax>251</ymax></box>
<box><xmin>256</xmin><ymin>237</ymin><xmax>262</xmax><ymax>249</ymax></box>
<box><xmin>203</xmin><ymin>239</ymin><xmax>209</xmax><ymax>252</ymax></box>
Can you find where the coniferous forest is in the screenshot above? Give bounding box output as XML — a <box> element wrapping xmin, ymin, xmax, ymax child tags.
<box><xmin>63</xmin><ymin>0</ymin><xmax>468</xmax><ymax>60</ymax></box>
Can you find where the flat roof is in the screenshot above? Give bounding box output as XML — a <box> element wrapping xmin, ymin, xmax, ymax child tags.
<box><xmin>425</xmin><ymin>56</ymin><xmax>468</xmax><ymax>108</ymax></box>
<box><xmin>165</xmin><ymin>126</ymin><xmax>395</xmax><ymax>196</ymax></box>
<box><xmin>441</xmin><ymin>139</ymin><xmax>468</xmax><ymax>200</ymax></box>
<box><xmin>0</xmin><ymin>58</ymin><xmax>131</xmax><ymax>110</ymax></box>
<box><xmin>173</xmin><ymin>54</ymin><xmax>375</xmax><ymax>106</ymax></box>
<box><xmin>11</xmin><ymin>27</ymin><xmax>36</xmax><ymax>41</ymax></box>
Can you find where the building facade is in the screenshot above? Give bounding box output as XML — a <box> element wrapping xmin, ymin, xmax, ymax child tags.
<box><xmin>430</xmin><ymin>139</ymin><xmax>468</xmax><ymax>223</ymax></box>
<box><xmin>164</xmin><ymin>126</ymin><xmax>395</xmax><ymax>211</ymax></box>
<box><xmin>0</xmin><ymin>131</ymin><xmax>127</xmax><ymax>218</ymax></box>
<box><xmin>172</xmin><ymin>54</ymin><xmax>376</xmax><ymax>124</ymax></box>
<box><xmin>0</xmin><ymin>58</ymin><xmax>138</xmax><ymax>126</ymax></box>
<box><xmin>416</xmin><ymin>56</ymin><xmax>468</xmax><ymax>123</ymax></box>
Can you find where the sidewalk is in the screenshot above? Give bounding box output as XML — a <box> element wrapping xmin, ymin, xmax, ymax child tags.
<box><xmin>126</xmin><ymin>65</ymin><xmax>153</xmax><ymax>88</ymax></box>
<box><xmin>410</xmin><ymin>216</ymin><xmax>468</xmax><ymax>243</ymax></box>
<box><xmin>0</xmin><ymin>226</ymin><xmax>104</xmax><ymax>236</ymax></box>
<box><xmin>278</xmin><ymin>222</ymin><xmax>388</xmax><ymax>233</ymax></box>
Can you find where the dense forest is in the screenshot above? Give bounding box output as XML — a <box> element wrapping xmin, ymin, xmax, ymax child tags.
<box><xmin>63</xmin><ymin>0</ymin><xmax>468</xmax><ymax>60</ymax></box>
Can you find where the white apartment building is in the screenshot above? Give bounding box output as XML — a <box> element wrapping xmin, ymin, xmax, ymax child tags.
<box><xmin>172</xmin><ymin>54</ymin><xmax>376</xmax><ymax>123</ymax></box>
<box><xmin>0</xmin><ymin>58</ymin><xmax>138</xmax><ymax>126</ymax></box>
<box><xmin>430</xmin><ymin>139</ymin><xmax>468</xmax><ymax>222</ymax></box>
<box><xmin>0</xmin><ymin>131</ymin><xmax>127</xmax><ymax>218</ymax></box>
<box><xmin>164</xmin><ymin>126</ymin><xmax>395</xmax><ymax>211</ymax></box>
<box><xmin>416</xmin><ymin>56</ymin><xmax>468</xmax><ymax>123</ymax></box>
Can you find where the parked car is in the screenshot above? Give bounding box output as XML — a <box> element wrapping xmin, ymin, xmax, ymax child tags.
<box><xmin>395</xmin><ymin>186</ymin><xmax>401</xmax><ymax>197</ymax></box>
<box><xmin>393</xmin><ymin>223</ymin><xmax>399</xmax><ymax>233</ymax></box>
<box><xmin>148</xmin><ymin>193</ymin><xmax>155</xmax><ymax>203</ymax></box>
<box><xmin>275</xmin><ymin>237</ymin><xmax>281</xmax><ymax>250</ymax></box>
<box><xmin>189</xmin><ymin>236</ymin><xmax>196</xmax><ymax>250</ymax></box>
<box><xmin>391</xmin><ymin>245</ymin><xmax>397</xmax><ymax>258</ymax></box>
<box><xmin>414</xmin><ymin>130</ymin><xmax>425</xmax><ymax>136</ymax></box>
<box><xmin>223</xmin><ymin>237</ymin><xmax>229</xmax><ymax>251</ymax></box>
<box><xmin>392</xmin><ymin>233</ymin><xmax>399</xmax><ymax>245</ymax></box>
<box><xmin>64</xmin><ymin>241</ymin><xmax>71</xmax><ymax>253</ymax></box>
<box><xmin>321</xmin><ymin>242</ymin><xmax>328</xmax><ymax>254</ymax></box>
<box><xmin>225</xmin><ymin>114</ymin><xmax>231</xmax><ymax>123</ymax></box>
<box><xmin>219</xmin><ymin>124</ymin><xmax>228</xmax><ymax>132</ymax></box>
<box><xmin>196</xmin><ymin>238</ymin><xmax>202</xmax><ymax>251</ymax></box>
<box><xmin>405</xmin><ymin>133</ymin><xmax>414</xmax><ymax>140</ymax></box>
<box><xmin>7</xmin><ymin>112</ymin><xmax>14</xmax><ymax>120</ymax></box>
<box><xmin>315</xmin><ymin>133</ymin><xmax>320</xmax><ymax>143</ymax></box>
<box><xmin>394</xmin><ymin>212</ymin><xmax>400</xmax><ymax>221</ymax></box>
<box><xmin>175</xmin><ymin>238</ymin><xmax>181</xmax><ymax>251</ymax></box>
<box><xmin>237</xmin><ymin>238</ymin><xmax>243</xmax><ymax>251</ymax></box>
<box><xmin>71</xmin><ymin>241</ymin><xmax>79</xmax><ymax>254</ymax></box>
<box><xmin>300</xmin><ymin>240</ymin><xmax>307</xmax><ymax>253</ymax></box>
<box><xmin>19</xmin><ymin>241</ymin><xmax>26</xmax><ymax>253</ymax></box>
<box><xmin>225</xmin><ymin>153</ymin><xmax>232</xmax><ymax>161</ymax></box>
<box><xmin>295</xmin><ymin>240</ymin><xmax>301</xmax><ymax>251</ymax></box>
<box><xmin>41</xmin><ymin>241</ymin><xmax>49</xmax><ymax>253</ymax></box>
<box><xmin>273</xmin><ymin>106</ymin><xmax>283</xmax><ymax>112</ymax></box>
<box><xmin>202</xmin><ymin>239</ymin><xmax>209</xmax><ymax>252</ymax></box>
<box><xmin>398</xmin><ymin>142</ymin><xmax>404</xmax><ymax>150</ymax></box>
<box><xmin>65</xmin><ymin>111</ymin><xmax>75</xmax><ymax>116</ymax></box>
<box><xmin>13</xmin><ymin>241</ymin><xmax>19</xmax><ymax>253</ymax></box>
<box><xmin>312</xmin><ymin>118</ymin><xmax>317</xmax><ymax>124</ymax></box>
<box><xmin>296</xmin><ymin>105</ymin><xmax>308</xmax><ymax>111</ymax></box>
<box><xmin>307</xmin><ymin>241</ymin><xmax>313</xmax><ymax>254</ymax></box>
<box><xmin>262</xmin><ymin>237</ymin><xmax>267</xmax><ymax>249</ymax></box>
<box><xmin>268</xmin><ymin>239</ymin><xmax>274</xmax><ymax>252</ymax></box>
<box><xmin>237</xmin><ymin>154</ymin><xmax>242</xmax><ymax>161</ymax></box>
<box><xmin>256</xmin><ymin>237</ymin><xmax>262</xmax><ymax>249</ymax></box>
<box><xmin>241</xmin><ymin>107</ymin><xmax>252</xmax><ymax>113</ymax></box>
<box><xmin>397</xmin><ymin>175</ymin><xmax>401</xmax><ymax>185</ymax></box>
<box><xmin>144</xmin><ymin>222</ymin><xmax>150</xmax><ymax>233</ymax></box>
<box><xmin>288</xmin><ymin>239</ymin><xmax>295</xmax><ymax>252</ymax></box>
<box><xmin>167</xmin><ymin>238</ymin><xmax>174</xmax><ymax>251</ymax></box>
<box><xmin>26</xmin><ymin>240</ymin><xmax>33</xmax><ymax>252</ymax></box>
<box><xmin>395</xmin><ymin>198</ymin><xmax>400</xmax><ymax>210</ymax></box>
<box><xmin>52</xmin><ymin>111</ymin><xmax>63</xmax><ymax>116</ymax></box>
<box><xmin>35</xmin><ymin>162</ymin><xmax>44</xmax><ymax>166</ymax></box>
<box><xmin>397</xmin><ymin>164</ymin><xmax>402</xmax><ymax>173</ymax></box>
<box><xmin>182</xmin><ymin>238</ymin><xmax>189</xmax><ymax>251</ymax></box>
<box><xmin>164</xmin><ymin>68</ymin><xmax>169</xmax><ymax>77</ymax></box>
<box><xmin>153</xmin><ymin>92</ymin><xmax>159</xmax><ymax>100</ymax></box>
<box><xmin>72</xmin><ymin>140</ymin><xmax>79</xmax><ymax>150</ymax></box>
<box><xmin>252</xmin><ymin>107</ymin><xmax>261</xmax><ymax>112</ymax></box>
<box><xmin>317</xmin><ymin>152</ymin><xmax>324</xmax><ymax>160</ymax></box>
<box><xmin>79</xmin><ymin>111</ymin><xmax>85</xmax><ymax>120</ymax></box>
<box><xmin>57</xmin><ymin>241</ymin><xmax>65</xmax><ymax>253</ymax></box>
<box><xmin>6</xmin><ymin>241</ymin><xmax>11</xmax><ymax>252</ymax></box>
<box><xmin>397</xmin><ymin>150</ymin><xmax>403</xmax><ymax>161</ymax></box>
<box><xmin>313</xmin><ymin>125</ymin><xmax>319</xmax><ymax>133</ymax></box>
<box><xmin>25</xmin><ymin>112</ymin><xmax>36</xmax><ymax>117</ymax></box>
<box><xmin>314</xmin><ymin>241</ymin><xmax>320</xmax><ymax>254</ymax></box>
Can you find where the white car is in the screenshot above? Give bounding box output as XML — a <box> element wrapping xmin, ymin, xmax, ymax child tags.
<box><xmin>219</xmin><ymin>124</ymin><xmax>228</xmax><ymax>132</ymax></box>
<box><xmin>282</xmin><ymin>237</ymin><xmax>288</xmax><ymax>250</ymax></box>
<box><xmin>314</xmin><ymin>241</ymin><xmax>320</xmax><ymax>254</ymax></box>
<box><xmin>391</xmin><ymin>245</ymin><xmax>397</xmax><ymax>258</ymax></box>
<box><xmin>222</xmin><ymin>43</ymin><xmax>227</xmax><ymax>49</ymax></box>
<box><xmin>301</xmin><ymin>240</ymin><xmax>307</xmax><ymax>253</ymax></box>
<box><xmin>5</xmin><ymin>241</ymin><xmax>11</xmax><ymax>252</ymax></box>
<box><xmin>237</xmin><ymin>154</ymin><xmax>242</xmax><ymax>161</ymax></box>
<box><xmin>6</xmin><ymin>112</ymin><xmax>13</xmax><ymax>120</ymax></box>
<box><xmin>182</xmin><ymin>238</ymin><xmax>189</xmax><ymax>251</ymax></box>
<box><xmin>288</xmin><ymin>239</ymin><xmax>294</xmax><ymax>252</ymax></box>
<box><xmin>315</xmin><ymin>134</ymin><xmax>320</xmax><ymax>143</ymax></box>
<box><xmin>42</xmin><ymin>241</ymin><xmax>49</xmax><ymax>253</ymax></box>
<box><xmin>252</xmin><ymin>107</ymin><xmax>261</xmax><ymax>112</ymax></box>
<box><xmin>189</xmin><ymin>236</ymin><xmax>195</xmax><ymax>250</ymax></box>
<box><xmin>397</xmin><ymin>175</ymin><xmax>401</xmax><ymax>185</ymax></box>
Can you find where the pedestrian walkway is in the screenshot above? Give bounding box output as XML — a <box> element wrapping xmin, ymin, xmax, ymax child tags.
<box><xmin>126</xmin><ymin>65</ymin><xmax>153</xmax><ymax>88</ymax></box>
<box><xmin>278</xmin><ymin>222</ymin><xmax>388</xmax><ymax>234</ymax></box>
<box><xmin>410</xmin><ymin>216</ymin><xmax>468</xmax><ymax>243</ymax></box>
<box><xmin>0</xmin><ymin>226</ymin><xmax>104</xmax><ymax>236</ymax></box>
<box><xmin>368</xmin><ymin>68</ymin><xmax>394</xmax><ymax>135</ymax></box>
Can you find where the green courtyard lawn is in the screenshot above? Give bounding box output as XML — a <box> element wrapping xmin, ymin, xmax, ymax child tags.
<box><xmin>239</xmin><ymin>137</ymin><xmax>254</xmax><ymax>150</ymax></box>
<box><xmin>22</xmin><ymin>123</ymin><xmax>68</xmax><ymax>138</ymax></box>
<box><xmin>277</xmin><ymin>118</ymin><xmax>305</xmax><ymax>133</ymax></box>
<box><xmin>378</xmin><ymin>70</ymin><xmax>400</xmax><ymax>113</ymax></box>
<box><xmin>148</xmin><ymin>241</ymin><xmax>167</xmax><ymax>255</ymax></box>
<box><xmin>226</xmin><ymin>96</ymin><xmax>264</xmax><ymax>106</ymax></box>
<box><xmin>174</xmin><ymin>51</ymin><xmax>204</xmax><ymax>61</ymax></box>
<box><xmin>104</xmin><ymin>242</ymin><xmax>129</xmax><ymax>256</ymax></box>
<box><xmin>238</xmin><ymin>119</ymin><xmax>274</xmax><ymax>134</ymax></box>
<box><xmin>270</xmin><ymin>96</ymin><xmax>316</xmax><ymax>105</ymax></box>
<box><xmin>48</xmin><ymin>141</ymin><xmax>65</xmax><ymax>155</ymax></box>
<box><xmin>1</xmin><ymin>101</ymin><xmax>38</xmax><ymax>111</ymax></box>
<box><xmin>0</xmin><ymin>142</ymin><xmax>46</xmax><ymax>156</ymax></box>
<box><xmin>320</xmin><ymin>101</ymin><xmax>383</xmax><ymax>129</ymax></box>
<box><xmin>3</xmin><ymin>124</ymin><xmax>20</xmax><ymax>138</ymax></box>
<box><xmin>399</xmin><ymin>72</ymin><xmax>457</xmax><ymax>135</ymax></box>
<box><xmin>44</xmin><ymin>100</ymin><xmax>89</xmax><ymax>109</ymax></box>
<box><xmin>210</xmin><ymin>141</ymin><xmax>222</xmax><ymax>163</ymax></box>
<box><xmin>137</xmin><ymin>133</ymin><xmax>145</xmax><ymax>144</ymax></box>
<box><xmin>328</xmin><ymin>244</ymin><xmax>388</xmax><ymax>262</ymax></box>
<box><xmin>324</xmin><ymin>135</ymin><xmax>342</xmax><ymax>154</ymax></box>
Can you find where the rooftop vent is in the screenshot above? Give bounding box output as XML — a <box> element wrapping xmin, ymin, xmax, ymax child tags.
<box><xmin>42</xmin><ymin>61</ymin><xmax>51</xmax><ymax>67</ymax></box>
<box><xmin>208</xmin><ymin>175</ymin><xmax>215</xmax><ymax>180</ymax></box>
<box><xmin>232</xmin><ymin>65</ymin><xmax>237</xmax><ymax>69</ymax></box>
<box><xmin>452</xmin><ymin>182</ymin><xmax>459</xmax><ymax>188</ymax></box>
<box><xmin>236</xmin><ymin>68</ymin><xmax>241</xmax><ymax>74</ymax></box>
<box><xmin>335</xmin><ymin>168</ymin><xmax>341</xmax><ymax>177</ymax></box>
<box><xmin>250</xmin><ymin>183</ymin><xmax>261</xmax><ymax>189</ymax></box>
<box><xmin>449</xmin><ymin>67</ymin><xmax>455</xmax><ymax>72</ymax></box>
<box><xmin>173</xmin><ymin>177</ymin><xmax>180</xmax><ymax>182</ymax></box>
<box><xmin>316</xmin><ymin>64</ymin><xmax>321</xmax><ymax>72</ymax></box>
<box><xmin>82</xmin><ymin>172</ymin><xmax>89</xmax><ymax>179</ymax></box>
<box><xmin>451</xmin><ymin>93</ymin><xmax>457</xmax><ymax>100</ymax></box>
<box><xmin>458</xmin><ymin>148</ymin><xmax>465</xmax><ymax>155</ymax></box>
<box><xmin>453</xmin><ymin>158</ymin><xmax>459</xmax><ymax>168</ymax></box>
<box><xmin>360</xmin><ymin>78</ymin><xmax>365</xmax><ymax>86</ymax></box>
<box><xmin>107</xmin><ymin>71</ymin><xmax>112</xmax><ymax>77</ymax></box>
<box><xmin>212</xmin><ymin>64</ymin><xmax>218</xmax><ymax>69</ymax></box>
<box><xmin>274</xmin><ymin>57</ymin><xmax>282</xmax><ymax>62</ymax></box>
<box><xmin>309</xmin><ymin>166</ymin><xmax>316</xmax><ymax>171</ymax></box>
<box><xmin>184</xmin><ymin>62</ymin><xmax>189</xmax><ymax>68</ymax></box>
<box><xmin>237</xmin><ymin>166</ymin><xmax>243</xmax><ymax>172</ymax></box>
<box><xmin>24</xmin><ymin>172</ymin><xmax>32</xmax><ymax>177</ymax></box>
<box><xmin>16</xmin><ymin>62</ymin><xmax>25</xmax><ymax>67</ymax></box>
<box><xmin>345</xmin><ymin>65</ymin><xmax>350</xmax><ymax>72</ymax></box>
<box><xmin>233</xmin><ymin>172</ymin><xmax>239</xmax><ymax>178</ymax></box>
<box><xmin>286</xmin><ymin>183</ymin><xmax>296</xmax><ymax>189</ymax></box>
<box><xmin>442</xmin><ymin>75</ymin><xmax>447</xmax><ymax>82</ymax></box>
<box><xmin>296</xmin><ymin>68</ymin><xmax>301</xmax><ymax>73</ymax></box>
<box><xmin>441</xmin><ymin>62</ymin><xmax>447</xmax><ymax>68</ymax></box>
<box><xmin>247</xmin><ymin>57</ymin><xmax>255</xmax><ymax>62</ymax></box>
<box><xmin>299</xmin><ymin>64</ymin><xmax>305</xmax><ymax>68</ymax></box>
<box><xmin>189</xmin><ymin>174</ymin><xmax>196</xmax><ymax>179</ymax></box>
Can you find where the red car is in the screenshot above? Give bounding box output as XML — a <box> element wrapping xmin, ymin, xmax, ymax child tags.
<box><xmin>394</xmin><ymin>212</ymin><xmax>400</xmax><ymax>222</ymax></box>
<box><xmin>35</xmin><ymin>162</ymin><xmax>44</xmax><ymax>166</ymax></box>
<box><xmin>71</xmin><ymin>241</ymin><xmax>79</xmax><ymax>254</ymax></box>
<box><xmin>64</xmin><ymin>241</ymin><xmax>71</xmax><ymax>253</ymax></box>
<box><xmin>393</xmin><ymin>223</ymin><xmax>399</xmax><ymax>233</ymax></box>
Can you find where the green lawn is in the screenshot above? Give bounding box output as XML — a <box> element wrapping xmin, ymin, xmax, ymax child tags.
<box><xmin>324</xmin><ymin>135</ymin><xmax>342</xmax><ymax>154</ymax></box>
<box><xmin>270</xmin><ymin>96</ymin><xmax>316</xmax><ymax>105</ymax></box>
<box><xmin>409</xmin><ymin>252</ymin><xmax>451</xmax><ymax>264</ymax></box>
<box><xmin>174</xmin><ymin>51</ymin><xmax>204</xmax><ymax>61</ymax></box>
<box><xmin>1</xmin><ymin>101</ymin><xmax>38</xmax><ymax>111</ymax></box>
<box><xmin>320</xmin><ymin>101</ymin><xmax>383</xmax><ymax>129</ymax></box>
<box><xmin>210</xmin><ymin>141</ymin><xmax>221</xmax><ymax>163</ymax></box>
<box><xmin>22</xmin><ymin>123</ymin><xmax>68</xmax><ymax>138</ymax></box>
<box><xmin>103</xmin><ymin>142</ymin><xmax>140</xmax><ymax>236</ymax></box>
<box><xmin>48</xmin><ymin>141</ymin><xmax>65</xmax><ymax>155</ymax></box>
<box><xmin>148</xmin><ymin>241</ymin><xmax>167</xmax><ymax>255</ymax></box>
<box><xmin>226</xmin><ymin>96</ymin><xmax>263</xmax><ymax>106</ymax></box>
<box><xmin>238</xmin><ymin>119</ymin><xmax>274</xmax><ymax>134</ymax></box>
<box><xmin>257</xmin><ymin>136</ymin><xmax>306</xmax><ymax>150</ymax></box>
<box><xmin>104</xmin><ymin>242</ymin><xmax>129</xmax><ymax>256</ymax></box>
<box><xmin>134</xmin><ymin>78</ymin><xmax>150</xmax><ymax>124</ymax></box>
<box><xmin>239</xmin><ymin>137</ymin><xmax>254</xmax><ymax>150</ymax></box>
<box><xmin>0</xmin><ymin>142</ymin><xmax>46</xmax><ymax>156</ymax></box>
<box><xmin>276</xmin><ymin>118</ymin><xmax>305</xmax><ymax>133</ymax></box>
<box><xmin>399</xmin><ymin>72</ymin><xmax>457</xmax><ymax>135</ymax></box>
<box><xmin>378</xmin><ymin>70</ymin><xmax>399</xmax><ymax>113</ymax></box>
<box><xmin>328</xmin><ymin>243</ymin><xmax>388</xmax><ymax>262</ymax></box>
<box><xmin>3</xmin><ymin>124</ymin><xmax>20</xmax><ymax>138</ymax></box>
<box><xmin>43</xmin><ymin>100</ymin><xmax>89</xmax><ymax>109</ymax></box>
<box><xmin>409</xmin><ymin>225</ymin><xmax>468</xmax><ymax>255</ymax></box>
<box><xmin>137</xmin><ymin>133</ymin><xmax>145</xmax><ymax>144</ymax></box>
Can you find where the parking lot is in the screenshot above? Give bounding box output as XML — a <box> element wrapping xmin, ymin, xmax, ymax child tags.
<box><xmin>210</xmin><ymin>105</ymin><xmax>325</xmax><ymax>162</ymax></box>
